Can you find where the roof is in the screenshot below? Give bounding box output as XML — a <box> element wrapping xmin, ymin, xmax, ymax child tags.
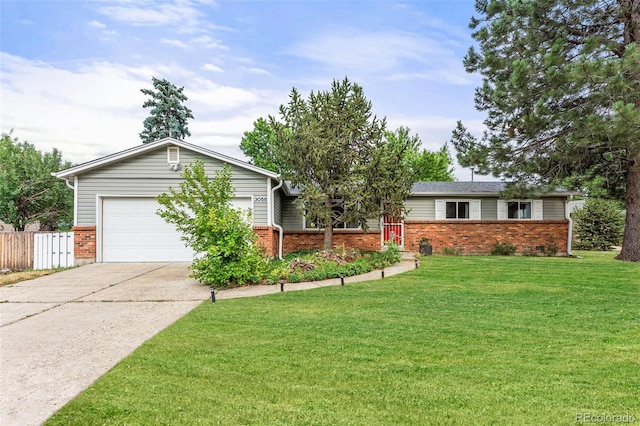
<box><xmin>410</xmin><ymin>181</ymin><xmax>579</xmax><ymax>197</ymax></box>
<box><xmin>54</xmin><ymin>137</ymin><xmax>280</xmax><ymax>180</ymax></box>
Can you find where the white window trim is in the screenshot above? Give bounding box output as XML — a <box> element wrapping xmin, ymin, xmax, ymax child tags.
<box><xmin>435</xmin><ymin>199</ymin><xmax>481</xmax><ymax>220</ymax></box>
<box><xmin>167</xmin><ymin>146</ymin><xmax>180</xmax><ymax>164</ymax></box>
<box><xmin>497</xmin><ymin>200</ymin><xmax>543</xmax><ymax>220</ymax></box>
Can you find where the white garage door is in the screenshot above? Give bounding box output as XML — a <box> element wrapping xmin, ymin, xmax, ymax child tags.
<box><xmin>102</xmin><ymin>197</ymin><xmax>252</xmax><ymax>262</ymax></box>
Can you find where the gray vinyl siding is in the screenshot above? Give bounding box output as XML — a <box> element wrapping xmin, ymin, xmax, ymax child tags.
<box><xmin>273</xmin><ymin>188</ymin><xmax>282</xmax><ymax>226</ymax></box>
<box><xmin>281</xmin><ymin>197</ymin><xmax>303</xmax><ymax>230</ymax></box>
<box><xmin>481</xmin><ymin>198</ymin><xmax>498</xmax><ymax>220</ymax></box>
<box><xmin>542</xmin><ymin>197</ymin><xmax>566</xmax><ymax>220</ymax></box>
<box><xmin>405</xmin><ymin>197</ymin><xmax>511</xmax><ymax>220</ymax></box>
<box><xmin>76</xmin><ymin>146</ymin><xmax>269</xmax><ymax>225</ymax></box>
<box><xmin>365</xmin><ymin>219</ymin><xmax>381</xmax><ymax>231</ymax></box>
<box><xmin>405</xmin><ymin>197</ymin><xmax>435</xmax><ymax>220</ymax></box>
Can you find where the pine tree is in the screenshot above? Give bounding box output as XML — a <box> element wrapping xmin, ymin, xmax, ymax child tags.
<box><xmin>140</xmin><ymin>77</ymin><xmax>194</xmax><ymax>143</ymax></box>
<box><xmin>271</xmin><ymin>77</ymin><xmax>415</xmax><ymax>251</ymax></box>
<box><xmin>451</xmin><ymin>0</ymin><xmax>640</xmax><ymax>261</ymax></box>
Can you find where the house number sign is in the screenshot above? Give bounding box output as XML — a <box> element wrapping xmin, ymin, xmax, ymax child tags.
<box><xmin>254</xmin><ymin>196</ymin><xmax>268</xmax><ymax>203</ymax></box>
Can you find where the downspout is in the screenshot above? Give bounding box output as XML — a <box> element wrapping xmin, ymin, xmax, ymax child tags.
<box><xmin>565</xmin><ymin>196</ymin><xmax>573</xmax><ymax>257</ymax></box>
<box><xmin>271</xmin><ymin>177</ymin><xmax>284</xmax><ymax>260</ymax></box>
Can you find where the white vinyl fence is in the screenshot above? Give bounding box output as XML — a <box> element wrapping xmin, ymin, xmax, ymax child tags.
<box><xmin>33</xmin><ymin>232</ymin><xmax>74</xmax><ymax>270</ymax></box>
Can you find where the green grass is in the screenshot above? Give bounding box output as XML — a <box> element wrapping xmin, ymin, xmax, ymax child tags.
<box><xmin>46</xmin><ymin>252</ymin><xmax>639</xmax><ymax>425</ymax></box>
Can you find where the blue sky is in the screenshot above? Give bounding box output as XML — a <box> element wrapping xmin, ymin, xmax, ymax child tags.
<box><xmin>1</xmin><ymin>0</ymin><xmax>485</xmax><ymax>179</ymax></box>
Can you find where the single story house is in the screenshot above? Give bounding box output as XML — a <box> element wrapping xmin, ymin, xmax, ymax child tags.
<box><xmin>54</xmin><ymin>138</ymin><xmax>577</xmax><ymax>264</ymax></box>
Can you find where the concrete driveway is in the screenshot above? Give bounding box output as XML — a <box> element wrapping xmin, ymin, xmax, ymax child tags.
<box><xmin>0</xmin><ymin>262</ymin><xmax>209</xmax><ymax>426</ymax></box>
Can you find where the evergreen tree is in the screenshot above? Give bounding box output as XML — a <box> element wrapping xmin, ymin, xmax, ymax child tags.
<box><xmin>271</xmin><ymin>77</ymin><xmax>415</xmax><ymax>251</ymax></box>
<box><xmin>451</xmin><ymin>0</ymin><xmax>640</xmax><ymax>261</ymax></box>
<box><xmin>140</xmin><ymin>77</ymin><xmax>194</xmax><ymax>143</ymax></box>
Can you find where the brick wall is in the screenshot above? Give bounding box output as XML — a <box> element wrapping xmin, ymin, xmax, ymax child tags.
<box><xmin>72</xmin><ymin>226</ymin><xmax>96</xmax><ymax>264</ymax></box>
<box><xmin>253</xmin><ymin>226</ymin><xmax>279</xmax><ymax>257</ymax></box>
<box><xmin>283</xmin><ymin>230</ymin><xmax>381</xmax><ymax>254</ymax></box>
<box><xmin>404</xmin><ymin>220</ymin><xmax>569</xmax><ymax>254</ymax></box>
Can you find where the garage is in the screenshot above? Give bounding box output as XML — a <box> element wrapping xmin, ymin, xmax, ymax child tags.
<box><xmin>101</xmin><ymin>197</ymin><xmax>252</xmax><ymax>262</ymax></box>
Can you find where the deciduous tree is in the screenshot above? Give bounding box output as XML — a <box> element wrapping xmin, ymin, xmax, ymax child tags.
<box><xmin>389</xmin><ymin>127</ymin><xmax>454</xmax><ymax>181</ymax></box>
<box><xmin>239</xmin><ymin>117</ymin><xmax>282</xmax><ymax>173</ymax></box>
<box><xmin>140</xmin><ymin>77</ymin><xmax>194</xmax><ymax>143</ymax></box>
<box><xmin>451</xmin><ymin>0</ymin><xmax>640</xmax><ymax>261</ymax></box>
<box><xmin>0</xmin><ymin>132</ymin><xmax>73</xmax><ymax>231</ymax></box>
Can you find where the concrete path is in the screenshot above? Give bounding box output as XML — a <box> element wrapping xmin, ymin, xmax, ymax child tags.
<box><xmin>0</xmin><ymin>263</ymin><xmax>208</xmax><ymax>426</ymax></box>
<box><xmin>0</xmin><ymin>254</ymin><xmax>417</xmax><ymax>426</ymax></box>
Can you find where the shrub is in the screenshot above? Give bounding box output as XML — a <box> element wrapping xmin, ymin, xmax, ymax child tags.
<box><xmin>157</xmin><ymin>161</ymin><xmax>266</xmax><ymax>289</ymax></box>
<box><xmin>541</xmin><ymin>238</ymin><xmax>558</xmax><ymax>256</ymax></box>
<box><xmin>491</xmin><ymin>241</ymin><xmax>516</xmax><ymax>256</ymax></box>
<box><xmin>573</xmin><ymin>198</ymin><xmax>625</xmax><ymax>251</ymax></box>
<box><xmin>439</xmin><ymin>247</ymin><xmax>463</xmax><ymax>256</ymax></box>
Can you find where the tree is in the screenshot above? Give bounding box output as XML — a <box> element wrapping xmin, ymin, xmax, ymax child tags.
<box><xmin>451</xmin><ymin>0</ymin><xmax>640</xmax><ymax>261</ymax></box>
<box><xmin>140</xmin><ymin>77</ymin><xmax>194</xmax><ymax>143</ymax></box>
<box><xmin>0</xmin><ymin>132</ymin><xmax>73</xmax><ymax>231</ymax></box>
<box><xmin>239</xmin><ymin>117</ymin><xmax>282</xmax><ymax>173</ymax></box>
<box><xmin>271</xmin><ymin>77</ymin><xmax>416</xmax><ymax>251</ymax></box>
<box><xmin>573</xmin><ymin>198</ymin><xmax>625</xmax><ymax>251</ymax></box>
<box><xmin>388</xmin><ymin>127</ymin><xmax>455</xmax><ymax>181</ymax></box>
<box><xmin>156</xmin><ymin>160</ymin><xmax>265</xmax><ymax>288</ymax></box>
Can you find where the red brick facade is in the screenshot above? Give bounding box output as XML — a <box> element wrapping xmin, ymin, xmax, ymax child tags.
<box><xmin>404</xmin><ymin>220</ymin><xmax>569</xmax><ymax>254</ymax></box>
<box><xmin>73</xmin><ymin>221</ymin><xmax>570</xmax><ymax>261</ymax></box>
<box><xmin>282</xmin><ymin>230</ymin><xmax>381</xmax><ymax>254</ymax></box>
<box><xmin>253</xmin><ymin>226</ymin><xmax>280</xmax><ymax>257</ymax></box>
<box><xmin>72</xmin><ymin>226</ymin><xmax>97</xmax><ymax>263</ymax></box>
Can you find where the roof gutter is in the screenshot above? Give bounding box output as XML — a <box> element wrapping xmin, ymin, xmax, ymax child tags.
<box><xmin>271</xmin><ymin>176</ymin><xmax>284</xmax><ymax>260</ymax></box>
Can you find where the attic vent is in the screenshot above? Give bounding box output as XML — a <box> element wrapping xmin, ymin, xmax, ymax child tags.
<box><xmin>167</xmin><ymin>147</ymin><xmax>179</xmax><ymax>164</ymax></box>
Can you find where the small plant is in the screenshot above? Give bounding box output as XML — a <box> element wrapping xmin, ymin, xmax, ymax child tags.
<box><xmin>419</xmin><ymin>237</ymin><xmax>431</xmax><ymax>245</ymax></box>
<box><xmin>491</xmin><ymin>241</ymin><xmax>516</xmax><ymax>256</ymax></box>
<box><xmin>439</xmin><ymin>247</ymin><xmax>463</xmax><ymax>256</ymax></box>
<box><xmin>541</xmin><ymin>238</ymin><xmax>558</xmax><ymax>256</ymax></box>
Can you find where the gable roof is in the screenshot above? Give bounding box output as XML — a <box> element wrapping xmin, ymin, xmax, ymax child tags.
<box><xmin>410</xmin><ymin>181</ymin><xmax>578</xmax><ymax>197</ymax></box>
<box><xmin>54</xmin><ymin>137</ymin><xmax>280</xmax><ymax>180</ymax></box>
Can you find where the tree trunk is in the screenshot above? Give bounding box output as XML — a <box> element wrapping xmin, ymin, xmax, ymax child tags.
<box><xmin>617</xmin><ymin>155</ymin><xmax>640</xmax><ymax>261</ymax></box>
<box><xmin>323</xmin><ymin>195</ymin><xmax>333</xmax><ymax>251</ymax></box>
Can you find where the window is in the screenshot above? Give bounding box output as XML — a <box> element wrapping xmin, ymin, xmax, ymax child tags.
<box><xmin>436</xmin><ymin>199</ymin><xmax>481</xmax><ymax>220</ymax></box>
<box><xmin>446</xmin><ymin>201</ymin><xmax>470</xmax><ymax>219</ymax></box>
<box><xmin>304</xmin><ymin>200</ymin><xmax>360</xmax><ymax>229</ymax></box>
<box><xmin>508</xmin><ymin>201</ymin><xmax>531</xmax><ymax>219</ymax></box>
<box><xmin>167</xmin><ymin>147</ymin><xmax>179</xmax><ymax>164</ymax></box>
<box><xmin>497</xmin><ymin>200</ymin><xmax>543</xmax><ymax>220</ymax></box>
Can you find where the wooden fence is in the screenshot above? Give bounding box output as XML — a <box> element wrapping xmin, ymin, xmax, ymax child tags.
<box><xmin>0</xmin><ymin>232</ymin><xmax>74</xmax><ymax>271</ymax></box>
<box><xmin>0</xmin><ymin>232</ymin><xmax>35</xmax><ymax>270</ymax></box>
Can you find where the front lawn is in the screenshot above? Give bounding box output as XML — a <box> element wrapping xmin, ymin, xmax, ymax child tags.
<box><xmin>46</xmin><ymin>252</ymin><xmax>639</xmax><ymax>425</ymax></box>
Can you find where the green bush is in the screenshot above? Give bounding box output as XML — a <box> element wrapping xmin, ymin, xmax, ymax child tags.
<box><xmin>491</xmin><ymin>241</ymin><xmax>516</xmax><ymax>256</ymax></box>
<box><xmin>157</xmin><ymin>160</ymin><xmax>266</xmax><ymax>289</ymax></box>
<box><xmin>541</xmin><ymin>238</ymin><xmax>558</xmax><ymax>256</ymax></box>
<box><xmin>439</xmin><ymin>247</ymin><xmax>463</xmax><ymax>256</ymax></box>
<box><xmin>573</xmin><ymin>198</ymin><xmax>625</xmax><ymax>251</ymax></box>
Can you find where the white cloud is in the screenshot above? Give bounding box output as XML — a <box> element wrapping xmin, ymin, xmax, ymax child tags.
<box><xmin>96</xmin><ymin>0</ymin><xmax>224</xmax><ymax>35</ymax></box>
<box><xmin>0</xmin><ymin>52</ymin><xmax>286</xmax><ymax>166</ymax></box>
<box><xmin>88</xmin><ymin>20</ymin><xmax>107</xmax><ymax>29</ymax></box>
<box><xmin>162</xmin><ymin>38</ymin><xmax>190</xmax><ymax>49</ymax></box>
<box><xmin>245</xmin><ymin>67</ymin><xmax>271</xmax><ymax>76</ymax></box>
<box><xmin>289</xmin><ymin>30</ymin><xmax>449</xmax><ymax>73</ymax></box>
<box><xmin>203</xmin><ymin>63</ymin><xmax>223</xmax><ymax>72</ymax></box>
